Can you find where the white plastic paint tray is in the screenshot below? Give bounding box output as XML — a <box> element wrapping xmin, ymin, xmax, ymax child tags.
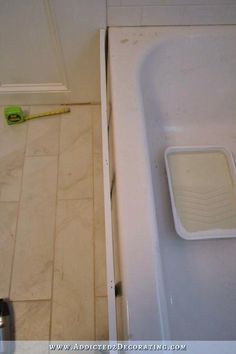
<box><xmin>165</xmin><ymin>146</ymin><xmax>236</xmax><ymax>240</ymax></box>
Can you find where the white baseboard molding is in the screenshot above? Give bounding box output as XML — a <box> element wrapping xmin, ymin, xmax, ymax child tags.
<box><xmin>0</xmin><ymin>83</ymin><xmax>69</xmax><ymax>93</ymax></box>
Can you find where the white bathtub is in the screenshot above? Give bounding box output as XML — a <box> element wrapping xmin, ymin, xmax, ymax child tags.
<box><xmin>107</xmin><ymin>26</ymin><xmax>236</xmax><ymax>341</ymax></box>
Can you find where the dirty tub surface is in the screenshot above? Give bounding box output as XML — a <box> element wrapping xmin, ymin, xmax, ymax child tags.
<box><xmin>109</xmin><ymin>26</ymin><xmax>236</xmax><ymax>340</ymax></box>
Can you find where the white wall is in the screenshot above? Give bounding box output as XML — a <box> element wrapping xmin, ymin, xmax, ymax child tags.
<box><xmin>0</xmin><ymin>0</ymin><xmax>106</xmax><ymax>105</ymax></box>
<box><xmin>107</xmin><ymin>0</ymin><xmax>236</xmax><ymax>26</ymax></box>
<box><xmin>1</xmin><ymin>1</ymin><xmax>236</xmax><ymax>104</ymax></box>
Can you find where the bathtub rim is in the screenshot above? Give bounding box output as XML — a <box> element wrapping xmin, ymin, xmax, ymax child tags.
<box><xmin>108</xmin><ymin>25</ymin><xmax>236</xmax><ymax>341</ymax></box>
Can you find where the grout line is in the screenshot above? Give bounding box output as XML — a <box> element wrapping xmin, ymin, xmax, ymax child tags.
<box><xmin>57</xmin><ymin>197</ymin><xmax>93</xmax><ymax>202</ymax></box>
<box><xmin>108</xmin><ymin>3</ymin><xmax>236</xmax><ymax>7</ymax></box>
<box><xmin>95</xmin><ymin>295</ymin><xmax>108</xmax><ymax>298</ymax></box>
<box><xmin>48</xmin><ymin>112</ymin><xmax>62</xmax><ymax>341</ymax></box>
<box><xmin>0</xmin><ymin>103</ymin><xmax>102</xmax><ymax>108</ymax></box>
<box><xmin>8</xmin><ymin>120</ymin><xmax>29</xmax><ymax>300</ymax></box>
<box><xmin>92</xmin><ymin>106</ymin><xmax>97</xmax><ymax>341</ymax></box>
<box><xmin>0</xmin><ymin>201</ymin><xmax>20</xmax><ymax>205</ymax></box>
<box><xmin>25</xmin><ymin>153</ymin><xmax>59</xmax><ymax>158</ymax></box>
<box><xmin>61</xmin><ymin>102</ymin><xmax>101</xmax><ymax>106</ymax></box>
<box><xmin>12</xmin><ymin>298</ymin><xmax>51</xmax><ymax>303</ymax></box>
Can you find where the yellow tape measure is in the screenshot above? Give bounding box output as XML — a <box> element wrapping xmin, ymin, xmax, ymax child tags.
<box><xmin>4</xmin><ymin>106</ymin><xmax>70</xmax><ymax>125</ymax></box>
<box><xmin>27</xmin><ymin>107</ymin><xmax>70</xmax><ymax>120</ymax></box>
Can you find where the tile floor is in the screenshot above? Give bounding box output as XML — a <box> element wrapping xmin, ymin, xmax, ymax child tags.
<box><xmin>0</xmin><ymin>105</ymin><xmax>108</xmax><ymax>340</ymax></box>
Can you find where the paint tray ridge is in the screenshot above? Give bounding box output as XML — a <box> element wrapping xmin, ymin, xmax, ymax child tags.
<box><xmin>165</xmin><ymin>146</ymin><xmax>236</xmax><ymax>240</ymax></box>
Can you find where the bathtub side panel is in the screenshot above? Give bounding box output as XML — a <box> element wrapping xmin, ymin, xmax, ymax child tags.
<box><xmin>108</xmin><ymin>28</ymin><xmax>168</xmax><ymax>340</ymax></box>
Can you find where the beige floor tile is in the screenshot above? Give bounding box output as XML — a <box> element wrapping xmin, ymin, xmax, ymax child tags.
<box><xmin>51</xmin><ymin>199</ymin><xmax>94</xmax><ymax>340</ymax></box>
<box><xmin>58</xmin><ymin>106</ymin><xmax>93</xmax><ymax>200</ymax></box>
<box><xmin>26</xmin><ymin>106</ymin><xmax>60</xmax><ymax>156</ymax></box>
<box><xmin>94</xmin><ymin>154</ymin><xmax>107</xmax><ymax>296</ymax></box>
<box><xmin>13</xmin><ymin>300</ymin><xmax>51</xmax><ymax>340</ymax></box>
<box><xmin>116</xmin><ymin>296</ymin><xmax>124</xmax><ymax>340</ymax></box>
<box><xmin>0</xmin><ymin>151</ymin><xmax>25</xmax><ymax>202</ymax></box>
<box><xmin>0</xmin><ymin>104</ymin><xmax>108</xmax><ymax>341</ymax></box>
<box><xmin>0</xmin><ymin>109</ymin><xmax>27</xmax><ymax>201</ymax></box>
<box><xmin>92</xmin><ymin>105</ymin><xmax>102</xmax><ymax>155</ymax></box>
<box><xmin>21</xmin><ymin>156</ymin><xmax>58</xmax><ymax>201</ymax></box>
<box><xmin>11</xmin><ymin>156</ymin><xmax>57</xmax><ymax>300</ymax></box>
<box><xmin>0</xmin><ymin>203</ymin><xmax>18</xmax><ymax>297</ymax></box>
<box><xmin>111</xmin><ymin>186</ymin><xmax>122</xmax><ymax>288</ymax></box>
<box><xmin>95</xmin><ymin>297</ymin><xmax>109</xmax><ymax>340</ymax></box>
<box><xmin>10</xmin><ymin>199</ymin><xmax>56</xmax><ymax>300</ymax></box>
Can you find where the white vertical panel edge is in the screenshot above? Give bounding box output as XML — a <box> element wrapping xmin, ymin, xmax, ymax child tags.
<box><xmin>99</xmin><ymin>29</ymin><xmax>117</xmax><ymax>342</ymax></box>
